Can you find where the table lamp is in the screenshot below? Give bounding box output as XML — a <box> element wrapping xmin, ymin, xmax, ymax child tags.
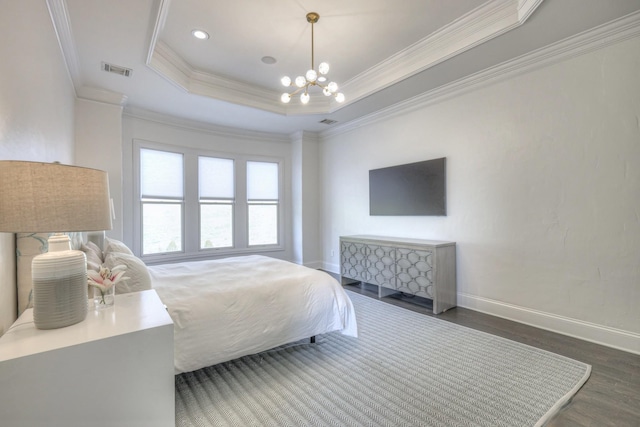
<box><xmin>0</xmin><ymin>161</ymin><xmax>112</xmax><ymax>329</ymax></box>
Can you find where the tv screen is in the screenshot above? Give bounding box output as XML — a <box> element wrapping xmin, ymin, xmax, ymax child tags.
<box><xmin>369</xmin><ymin>157</ymin><xmax>446</xmax><ymax>216</ymax></box>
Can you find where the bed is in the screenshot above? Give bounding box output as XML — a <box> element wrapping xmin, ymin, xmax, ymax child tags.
<box><xmin>13</xmin><ymin>233</ymin><xmax>357</xmax><ymax>374</ymax></box>
<box><xmin>148</xmin><ymin>255</ymin><xmax>357</xmax><ymax>373</ymax></box>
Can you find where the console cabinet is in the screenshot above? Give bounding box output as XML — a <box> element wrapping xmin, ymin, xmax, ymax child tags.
<box><xmin>340</xmin><ymin>235</ymin><xmax>456</xmax><ymax>314</ymax></box>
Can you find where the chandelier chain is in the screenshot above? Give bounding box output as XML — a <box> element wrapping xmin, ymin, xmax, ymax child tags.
<box><xmin>310</xmin><ymin>18</ymin><xmax>314</xmax><ymax>71</ymax></box>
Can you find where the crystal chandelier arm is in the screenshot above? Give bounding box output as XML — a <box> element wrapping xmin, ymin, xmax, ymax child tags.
<box><xmin>288</xmin><ymin>85</ymin><xmax>307</xmax><ymax>97</ymax></box>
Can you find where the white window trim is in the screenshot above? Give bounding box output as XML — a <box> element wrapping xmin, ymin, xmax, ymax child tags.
<box><xmin>133</xmin><ymin>140</ymin><xmax>284</xmax><ymax>264</ymax></box>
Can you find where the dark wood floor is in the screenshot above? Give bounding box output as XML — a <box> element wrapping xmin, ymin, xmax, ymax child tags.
<box><xmin>340</xmin><ymin>282</ymin><xmax>640</xmax><ymax>427</ymax></box>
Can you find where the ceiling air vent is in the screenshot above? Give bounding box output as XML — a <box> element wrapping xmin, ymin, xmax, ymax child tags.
<box><xmin>101</xmin><ymin>62</ymin><xmax>132</xmax><ymax>77</ymax></box>
<box><xmin>319</xmin><ymin>119</ymin><xmax>337</xmax><ymax>125</ymax></box>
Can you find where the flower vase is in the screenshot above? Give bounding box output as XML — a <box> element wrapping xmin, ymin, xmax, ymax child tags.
<box><xmin>94</xmin><ymin>286</ymin><xmax>115</xmax><ymax>309</ymax></box>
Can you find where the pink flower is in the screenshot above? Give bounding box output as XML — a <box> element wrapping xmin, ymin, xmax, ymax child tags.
<box><xmin>88</xmin><ymin>265</ymin><xmax>128</xmax><ymax>292</ymax></box>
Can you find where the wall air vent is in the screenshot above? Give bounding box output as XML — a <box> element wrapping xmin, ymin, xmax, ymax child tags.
<box><xmin>319</xmin><ymin>119</ymin><xmax>337</xmax><ymax>125</ymax></box>
<box><xmin>101</xmin><ymin>62</ymin><xmax>133</xmax><ymax>77</ymax></box>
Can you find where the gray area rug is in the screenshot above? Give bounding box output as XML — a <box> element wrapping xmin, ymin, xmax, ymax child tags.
<box><xmin>175</xmin><ymin>291</ymin><xmax>591</xmax><ymax>427</ymax></box>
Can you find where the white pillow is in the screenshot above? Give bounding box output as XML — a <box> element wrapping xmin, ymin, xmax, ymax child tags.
<box><xmin>103</xmin><ymin>252</ymin><xmax>152</xmax><ymax>294</ymax></box>
<box><xmin>103</xmin><ymin>237</ymin><xmax>134</xmax><ymax>256</ymax></box>
<box><xmin>81</xmin><ymin>242</ymin><xmax>103</xmax><ymax>272</ymax></box>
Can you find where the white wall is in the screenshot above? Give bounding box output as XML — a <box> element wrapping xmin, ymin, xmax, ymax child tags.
<box><xmin>320</xmin><ymin>36</ymin><xmax>640</xmax><ymax>352</ymax></box>
<box><xmin>291</xmin><ymin>131</ymin><xmax>322</xmax><ymax>267</ymax></box>
<box><xmin>75</xmin><ymin>98</ymin><xmax>124</xmax><ymax>239</ymax></box>
<box><xmin>0</xmin><ymin>0</ymin><xmax>76</xmax><ymax>334</ymax></box>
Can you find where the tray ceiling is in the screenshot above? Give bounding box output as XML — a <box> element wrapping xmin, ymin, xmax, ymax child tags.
<box><xmin>51</xmin><ymin>0</ymin><xmax>640</xmax><ymax>134</ymax></box>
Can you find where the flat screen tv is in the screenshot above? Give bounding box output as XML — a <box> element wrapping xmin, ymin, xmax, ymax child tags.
<box><xmin>369</xmin><ymin>157</ymin><xmax>446</xmax><ymax>216</ymax></box>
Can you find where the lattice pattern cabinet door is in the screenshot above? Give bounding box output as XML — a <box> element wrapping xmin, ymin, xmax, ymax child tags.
<box><xmin>366</xmin><ymin>245</ymin><xmax>396</xmax><ymax>289</ymax></box>
<box><xmin>395</xmin><ymin>248</ymin><xmax>433</xmax><ymax>298</ymax></box>
<box><xmin>341</xmin><ymin>240</ymin><xmax>369</xmax><ymax>283</ymax></box>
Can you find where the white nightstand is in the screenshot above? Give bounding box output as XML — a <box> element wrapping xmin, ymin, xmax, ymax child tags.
<box><xmin>0</xmin><ymin>290</ymin><xmax>174</xmax><ymax>427</ymax></box>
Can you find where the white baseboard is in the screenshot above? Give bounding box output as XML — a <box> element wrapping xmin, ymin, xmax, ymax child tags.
<box><xmin>322</xmin><ymin>262</ymin><xmax>340</xmax><ymax>274</ymax></box>
<box><xmin>458</xmin><ymin>293</ymin><xmax>640</xmax><ymax>355</ymax></box>
<box><xmin>323</xmin><ymin>262</ymin><xmax>640</xmax><ymax>355</ymax></box>
<box><xmin>304</xmin><ymin>260</ymin><xmax>324</xmax><ymax>270</ymax></box>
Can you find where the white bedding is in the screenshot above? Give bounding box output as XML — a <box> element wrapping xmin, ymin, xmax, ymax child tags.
<box><xmin>148</xmin><ymin>255</ymin><xmax>357</xmax><ymax>374</ymax></box>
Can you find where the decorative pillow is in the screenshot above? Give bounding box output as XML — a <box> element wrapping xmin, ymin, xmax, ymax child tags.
<box><xmin>81</xmin><ymin>242</ymin><xmax>103</xmax><ymax>272</ymax></box>
<box><xmin>85</xmin><ymin>241</ymin><xmax>103</xmax><ymax>261</ymax></box>
<box><xmin>103</xmin><ymin>237</ymin><xmax>134</xmax><ymax>256</ymax></box>
<box><xmin>103</xmin><ymin>252</ymin><xmax>152</xmax><ymax>294</ymax></box>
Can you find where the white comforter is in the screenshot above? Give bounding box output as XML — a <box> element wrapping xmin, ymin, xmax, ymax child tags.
<box><xmin>148</xmin><ymin>255</ymin><xmax>357</xmax><ymax>374</ymax></box>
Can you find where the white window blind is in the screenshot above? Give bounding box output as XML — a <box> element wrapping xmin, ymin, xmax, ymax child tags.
<box><xmin>199</xmin><ymin>157</ymin><xmax>234</xmax><ymax>199</ymax></box>
<box><xmin>247</xmin><ymin>161</ymin><xmax>278</xmax><ymax>200</ymax></box>
<box><xmin>141</xmin><ymin>148</ymin><xmax>183</xmax><ymax>199</ymax></box>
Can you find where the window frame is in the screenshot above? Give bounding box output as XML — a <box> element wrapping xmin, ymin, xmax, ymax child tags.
<box><xmin>133</xmin><ymin>140</ymin><xmax>284</xmax><ymax>263</ymax></box>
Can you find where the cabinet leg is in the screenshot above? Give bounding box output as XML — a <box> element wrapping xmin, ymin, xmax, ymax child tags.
<box><xmin>379</xmin><ymin>286</ymin><xmax>397</xmax><ymax>298</ymax></box>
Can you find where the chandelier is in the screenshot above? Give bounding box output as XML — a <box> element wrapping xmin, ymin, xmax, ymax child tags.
<box><xmin>280</xmin><ymin>12</ymin><xmax>345</xmax><ymax>105</ymax></box>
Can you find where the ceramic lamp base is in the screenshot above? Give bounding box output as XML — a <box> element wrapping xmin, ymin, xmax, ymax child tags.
<box><xmin>32</xmin><ymin>235</ymin><xmax>88</xmax><ymax>330</ymax></box>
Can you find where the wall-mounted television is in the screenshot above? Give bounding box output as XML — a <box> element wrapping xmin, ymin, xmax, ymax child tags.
<box><xmin>369</xmin><ymin>157</ymin><xmax>446</xmax><ymax>216</ymax></box>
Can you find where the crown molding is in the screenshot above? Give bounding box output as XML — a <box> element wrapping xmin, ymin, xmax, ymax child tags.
<box><xmin>148</xmin><ymin>41</ymin><xmax>334</xmax><ymax>116</ymax></box>
<box><xmin>518</xmin><ymin>0</ymin><xmax>544</xmax><ymax>21</ymax></box>
<box><xmin>145</xmin><ymin>0</ymin><xmax>541</xmax><ymax>117</ymax></box>
<box><xmin>189</xmin><ymin>68</ymin><xmax>287</xmax><ymax>114</ymax></box>
<box><xmin>48</xmin><ymin>0</ymin><xmax>129</xmax><ymax>107</ymax></box>
<box><xmin>342</xmin><ymin>0</ymin><xmax>543</xmax><ymax>105</ymax></box>
<box><xmin>147</xmin><ymin>39</ymin><xmax>192</xmax><ymax>91</ymax></box>
<box><xmin>77</xmin><ymin>86</ymin><xmax>128</xmax><ymax>106</ymax></box>
<box><xmin>46</xmin><ymin>0</ymin><xmax>82</xmax><ymax>91</ymax></box>
<box><xmin>123</xmin><ymin>106</ymin><xmax>291</xmax><ymax>143</ymax></box>
<box><xmin>322</xmin><ymin>10</ymin><xmax>640</xmax><ymax>139</ymax></box>
<box><xmin>149</xmin><ymin>41</ymin><xmax>283</xmax><ymax>113</ymax></box>
<box><xmin>145</xmin><ymin>0</ymin><xmax>171</xmax><ymax>65</ymax></box>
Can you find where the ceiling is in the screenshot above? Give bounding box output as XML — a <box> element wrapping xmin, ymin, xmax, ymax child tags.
<box><xmin>54</xmin><ymin>0</ymin><xmax>640</xmax><ymax>135</ymax></box>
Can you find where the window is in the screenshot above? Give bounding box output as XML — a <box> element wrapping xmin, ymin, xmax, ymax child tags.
<box><xmin>247</xmin><ymin>161</ymin><xmax>279</xmax><ymax>246</ymax></box>
<box><xmin>199</xmin><ymin>156</ymin><xmax>234</xmax><ymax>249</ymax></box>
<box><xmin>134</xmin><ymin>142</ymin><xmax>282</xmax><ymax>260</ymax></box>
<box><xmin>140</xmin><ymin>148</ymin><xmax>184</xmax><ymax>255</ymax></box>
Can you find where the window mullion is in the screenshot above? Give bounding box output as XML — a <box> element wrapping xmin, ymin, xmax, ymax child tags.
<box><xmin>235</xmin><ymin>159</ymin><xmax>248</xmax><ymax>250</ymax></box>
<box><xmin>184</xmin><ymin>153</ymin><xmax>199</xmax><ymax>254</ymax></box>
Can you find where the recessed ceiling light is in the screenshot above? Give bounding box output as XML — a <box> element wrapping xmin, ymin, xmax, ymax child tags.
<box><xmin>191</xmin><ymin>29</ymin><xmax>209</xmax><ymax>40</ymax></box>
<box><xmin>261</xmin><ymin>56</ymin><xmax>277</xmax><ymax>65</ymax></box>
